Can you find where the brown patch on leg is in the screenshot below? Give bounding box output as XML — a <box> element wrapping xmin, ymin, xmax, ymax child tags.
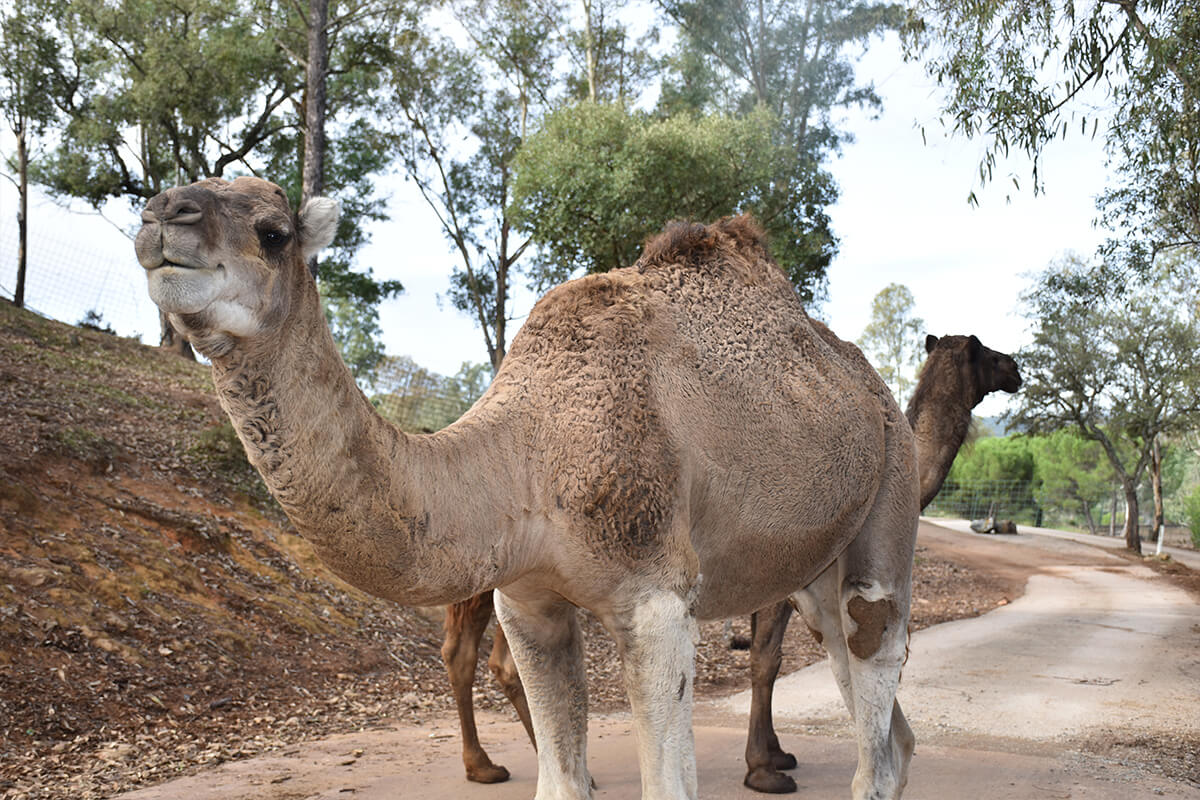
<box><xmin>846</xmin><ymin>596</ymin><xmax>897</xmax><ymax>660</ymax></box>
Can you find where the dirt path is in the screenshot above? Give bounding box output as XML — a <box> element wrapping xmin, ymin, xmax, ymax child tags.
<box><xmin>116</xmin><ymin>522</ymin><xmax>1200</xmax><ymax>799</ymax></box>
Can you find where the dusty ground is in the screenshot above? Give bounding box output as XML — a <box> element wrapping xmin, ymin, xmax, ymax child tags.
<box><xmin>0</xmin><ymin>302</ymin><xmax>1022</xmax><ymax>799</ymax></box>
<box><xmin>112</xmin><ymin>523</ymin><xmax>1200</xmax><ymax>800</ymax></box>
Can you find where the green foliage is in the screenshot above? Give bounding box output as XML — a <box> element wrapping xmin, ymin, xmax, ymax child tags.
<box><xmin>946</xmin><ymin>435</ymin><xmax>1037</xmax><ymax>485</ymax></box>
<box><xmin>388</xmin><ymin>6</ymin><xmax>559</xmax><ymax>369</ymax></box>
<box><xmin>655</xmin><ymin>0</ymin><xmax>906</xmax><ymax>299</ymax></box>
<box><xmin>33</xmin><ymin>0</ymin><xmax>294</xmax><ymax>203</ymax></box>
<box><xmin>933</xmin><ymin>435</ymin><xmax>1040</xmax><ymax>523</ymax></box>
<box><xmin>856</xmin><ymin>283</ymin><xmax>924</xmax><ymax>405</ymax></box>
<box><xmin>1011</xmin><ymin>253</ymin><xmax>1200</xmax><ymax>482</ymax></box>
<box><xmin>1008</xmin><ymin>251</ymin><xmax>1200</xmax><ymax>546</ymax></box>
<box><xmin>28</xmin><ymin>0</ymin><xmax>409</xmax><ymax>363</ymax></box>
<box><xmin>0</xmin><ymin>0</ymin><xmax>67</xmax><ymax>137</ymax></box>
<box><xmin>512</xmin><ymin>102</ymin><xmax>786</xmax><ymax>284</ymax></box>
<box><xmin>1184</xmin><ymin>486</ymin><xmax>1200</xmax><ymax>548</ymax></box>
<box><xmin>1028</xmin><ymin>429</ymin><xmax>1116</xmax><ymax>532</ymax></box>
<box><xmin>904</xmin><ymin>0</ymin><xmax>1200</xmax><ymax>264</ymax></box>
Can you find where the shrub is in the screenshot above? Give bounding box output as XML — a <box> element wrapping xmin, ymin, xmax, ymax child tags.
<box><xmin>1183</xmin><ymin>487</ymin><xmax>1200</xmax><ymax>549</ymax></box>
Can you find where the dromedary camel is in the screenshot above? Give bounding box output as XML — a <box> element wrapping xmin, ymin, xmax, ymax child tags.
<box><xmin>741</xmin><ymin>332</ymin><xmax>1022</xmax><ymax>793</ymax></box>
<box><xmin>136</xmin><ymin>176</ymin><xmax>919</xmax><ymax>800</ymax></box>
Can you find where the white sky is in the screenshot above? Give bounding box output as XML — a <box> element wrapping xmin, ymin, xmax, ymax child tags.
<box><xmin>0</xmin><ymin>33</ymin><xmax>1110</xmax><ymax>420</ymax></box>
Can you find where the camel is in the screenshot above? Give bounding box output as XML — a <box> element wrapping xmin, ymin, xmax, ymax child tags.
<box><xmin>741</xmin><ymin>332</ymin><xmax>1022</xmax><ymax>793</ymax></box>
<box><xmin>136</xmin><ymin>176</ymin><xmax>920</xmax><ymax>800</ymax></box>
<box><xmin>445</xmin><ymin>333</ymin><xmax>1023</xmax><ymax>789</ymax></box>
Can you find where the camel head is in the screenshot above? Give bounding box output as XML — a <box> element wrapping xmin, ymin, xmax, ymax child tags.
<box><xmin>135</xmin><ymin>176</ymin><xmax>339</xmax><ymax>356</ymax></box>
<box><xmin>924</xmin><ymin>334</ymin><xmax>1022</xmax><ymax>406</ymax></box>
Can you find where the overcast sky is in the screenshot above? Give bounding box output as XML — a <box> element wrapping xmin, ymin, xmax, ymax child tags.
<box><xmin>0</xmin><ymin>33</ymin><xmax>1110</xmax><ymax>420</ymax></box>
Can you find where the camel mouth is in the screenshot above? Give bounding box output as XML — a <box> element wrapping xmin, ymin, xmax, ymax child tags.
<box><xmin>150</xmin><ymin>260</ymin><xmax>222</xmax><ymax>273</ymax></box>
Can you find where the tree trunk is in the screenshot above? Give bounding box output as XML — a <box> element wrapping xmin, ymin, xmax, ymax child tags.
<box><xmin>1109</xmin><ymin>490</ymin><xmax>1118</xmax><ymax>537</ymax></box>
<box><xmin>582</xmin><ymin>0</ymin><xmax>598</xmax><ymax>102</ymax></box>
<box><xmin>1151</xmin><ymin>437</ymin><xmax>1165</xmax><ymax>539</ymax></box>
<box><xmin>302</xmin><ymin>0</ymin><xmax>329</xmax><ymax>275</ymax></box>
<box><xmin>15</xmin><ymin>121</ymin><xmax>28</xmax><ymax>309</ymax></box>
<box><xmin>1122</xmin><ymin>482</ymin><xmax>1141</xmax><ymax>554</ymax></box>
<box><xmin>1081</xmin><ymin>499</ymin><xmax>1097</xmax><ymax>537</ymax></box>
<box><xmin>159</xmin><ymin>310</ymin><xmax>195</xmax><ymax>360</ymax></box>
<box><xmin>302</xmin><ymin>0</ymin><xmax>328</xmax><ymax>204</ymax></box>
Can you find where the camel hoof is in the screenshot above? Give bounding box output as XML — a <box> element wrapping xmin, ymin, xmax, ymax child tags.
<box><xmin>744</xmin><ymin>767</ymin><xmax>797</xmax><ymax>794</ymax></box>
<box><xmin>771</xmin><ymin>750</ymin><xmax>798</xmax><ymax>771</ymax></box>
<box><xmin>466</xmin><ymin>763</ymin><xmax>511</xmax><ymax>784</ymax></box>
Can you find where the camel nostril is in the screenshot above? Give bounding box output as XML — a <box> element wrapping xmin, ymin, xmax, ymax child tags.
<box><xmin>164</xmin><ymin>199</ymin><xmax>203</xmax><ymax>224</ymax></box>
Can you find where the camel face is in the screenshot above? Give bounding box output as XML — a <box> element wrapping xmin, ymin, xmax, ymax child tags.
<box><xmin>136</xmin><ymin>177</ymin><xmax>337</xmax><ymax>350</ymax></box>
<box><xmin>925</xmin><ymin>334</ymin><xmax>1022</xmax><ymax>400</ymax></box>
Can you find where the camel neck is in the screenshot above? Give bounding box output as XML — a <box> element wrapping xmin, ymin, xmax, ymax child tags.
<box><xmin>207</xmin><ymin>288</ymin><xmax>523</xmax><ymax>605</ymax></box>
<box><xmin>905</xmin><ymin>378</ymin><xmax>974</xmax><ymax>510</ymax></box>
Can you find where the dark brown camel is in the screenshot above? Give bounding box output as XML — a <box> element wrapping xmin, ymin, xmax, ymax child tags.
<box><xmin>741</xmin><ymin>333</ymin><xmax>1021</xmax><ymax>793</ymax></box>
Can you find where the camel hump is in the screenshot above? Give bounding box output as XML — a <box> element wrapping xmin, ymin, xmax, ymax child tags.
<box><xmin>636</xmin><ymin>215</ymin><xmax>776</xmax><ymax>282</ymax></box>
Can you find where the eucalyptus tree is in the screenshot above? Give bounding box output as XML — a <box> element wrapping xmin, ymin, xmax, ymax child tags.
<box><xmin>856</xmin><ymin>282</ymin><xmax>925</xmax><ymax>406</ymax></box>
<box><xmin>29</xmin><ymin>0</ymin><xmax>407</xmax><ymax>369</ymax></box>
<box><xmin>0</xmin><ymin>0</ymin><xmax>83</xmax><ymax>308</ymax></box>
<box><xmin>389</xmin><ymin>1</ymin><xmax>561</xmax><ymax>371</ymax></box>
<box><xmin>1009</xmin><ymin>253</ymin><xmax>1200</xmax><ymax>553</ymax></box>
<box><xmin>511</xmin><ymin>101</ymin><xmax>783</xmax><ymax>284</ymax></box>
<box><xmin>656</xmin><ymin>0</ymin><xmax>906</xmax><ymax>299</ymax></box>
<box><xmin>904</xmin><ymin>0</ymin><xmax>1199</xmax><ymax>269</ymax></box>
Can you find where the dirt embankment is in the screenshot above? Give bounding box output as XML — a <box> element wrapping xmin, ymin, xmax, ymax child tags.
<box><xmin>0</xmin><ymin>302</ymin><xmax>1015</xmax><ymax>799</ymax></box>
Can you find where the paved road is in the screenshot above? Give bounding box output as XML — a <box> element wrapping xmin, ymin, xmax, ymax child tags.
<box><xmin>118</xmin><ymin>522</ymin><xmax>1200</xmax><ymax>800</ymax></box>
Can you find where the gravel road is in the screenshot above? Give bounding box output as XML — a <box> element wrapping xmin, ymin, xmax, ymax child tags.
<box><xmin>116</xmin><ymin>521</ymin><xmax>1200</xmax><ymax>799</ymax></box>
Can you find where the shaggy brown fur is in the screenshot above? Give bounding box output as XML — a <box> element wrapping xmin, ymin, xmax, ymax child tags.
<box><xmin>137</xmin><ymin>182</ymin><xmax>919</xmax><ymax>800</ymax></box>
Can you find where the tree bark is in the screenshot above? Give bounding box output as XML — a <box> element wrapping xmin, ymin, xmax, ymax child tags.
<box><xmin>1081</xmin><ymin>499</ymin><xmax>1097</xmax><ymax>537</ymax></box>
<box><xmin>582</xmin><ymin>0</ymin><xmax>598</xmax><ymax>102</ymax></box>
<box><xmin>302</xmin><ymin>0</ymin><xmax>329</xmax><ymax>276</ymax></box>
<box><xmin>1122</xmin><ymin>481</ymin><xmax>1141</xmax><ymax>554</ymax></box>
<box><xmin>15</xmin><ymin>120</ymin><xmax>28</xmax><ymax>309</ymax></box>
<box><xmin>302</xmin><ymin>0</ymin><xmax>328</xmax><ymax>206</ymax></box>
<box><xmin>1109</xmin><ymin>490</ymin><xmax>1118</xmax><ymax>537</ymax></box>
<box><xmin>1151</xmin><ymin>437</ymin><xmax>1165</xmax><ymax>538</ymax></box>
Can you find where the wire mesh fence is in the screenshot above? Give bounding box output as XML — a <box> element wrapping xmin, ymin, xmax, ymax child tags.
<box><xmin>0</xmin><ymin>188</ymin><xmax>161</xmax><ymax>343</ymax></box>
<box><xmin>925</xmin><ymin>478</ymin><xmax>1043</xmax><ymax>525</ymax></box>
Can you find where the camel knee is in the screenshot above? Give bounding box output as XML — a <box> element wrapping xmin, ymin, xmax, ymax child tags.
<box><xmin>749</xmin><ymin>638</ymin><xmax>783</xmax><ymax>686</ymax></box>
<box><xmin>843</xmin><ymin>585</ymin><xmax>903</xmax><ymax>662</ymax></box>
<box><xmin>488</xmin><ymin>646</ymin><xmax>522</xmax><ymax>693</ymax></box>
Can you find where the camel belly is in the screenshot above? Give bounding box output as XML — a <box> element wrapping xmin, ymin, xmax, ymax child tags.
<box><xmin>690</xmin><ymin>495</ymin><xmax>873</xmax><ymax>620</ymax></box>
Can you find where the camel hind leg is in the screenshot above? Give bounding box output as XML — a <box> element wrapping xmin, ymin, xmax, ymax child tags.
<box><xmin>837</xmin><ymin>473</ymin><xmax>918</xmax><ymax>800</ymax></box>
<box><xmin>744</xmin><ymin>599</ymin><xmax>799</xmax><ymax>794</ymax></box>
<box><xmin>442</xmin><ymin>591</ymin><xmax>511</xmax><ymax>784</ymax></box>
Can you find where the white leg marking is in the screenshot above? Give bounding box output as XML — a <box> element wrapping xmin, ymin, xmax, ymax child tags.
<box><xmin>619</xmin><ymin>590</ymin><xmax>700</xmax><ymax>800</ymax></box>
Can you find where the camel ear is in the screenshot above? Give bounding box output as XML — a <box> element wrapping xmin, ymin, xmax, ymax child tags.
<box><xmin>925</xmin><ymin>334</ymin><xmax>938</xmax><ymax>354</ymax></box>
<box><xmin>968</xmin><ymin>334</ymin><xmax>982</xmax><ymax>360</ymax></box>
<box><xmin>299</xmin><ymin>197</ymin><xmax>340</xmax><ymax>266</ymax></box>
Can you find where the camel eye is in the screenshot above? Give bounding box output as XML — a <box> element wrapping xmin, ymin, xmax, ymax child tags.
<box><xmin>258</xmin><ymin>228</ymin><xmax>290</xmax><ymax>249</ymax></box>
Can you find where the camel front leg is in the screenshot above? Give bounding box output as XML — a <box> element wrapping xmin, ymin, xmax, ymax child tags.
<box><xmin>442</xmin><ymin>591</ymin><xmax>511</xmax><ymax>783</ymax></box>
<box><xmin>612</xmin><ymin>588</ymin><xmax>700</xmax><ymax>800</ymax></box>
<box><xmin>495</xmin><ymin>590</ymin><xmax>592</xmax><ymax>800</ymax></box>
<box><xmin>744</xmin><ymin>599</ymin><xmax>798</xmax><ymax>794</ymax></box>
